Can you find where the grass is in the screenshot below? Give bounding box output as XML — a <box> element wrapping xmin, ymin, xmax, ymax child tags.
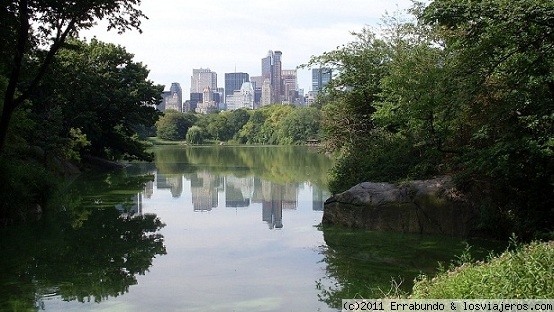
<box><xmin>410</xmin><ymin>240</ymin><xmax>554</xmax><ymax>299</ymax></box>
<box><xmin>145</xmin><ymin>137</ymin><xmax>226</xmax><ymax>146</ymax></box>
<box><xmin>145</xmin><ymin>137</ymin><xmax>187</xmax><ymax>146</ymax></box>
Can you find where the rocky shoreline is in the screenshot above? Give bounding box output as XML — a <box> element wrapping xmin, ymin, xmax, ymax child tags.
<box><xmin>322</xmin><ymin>177</ymin><xmax>479</xmax><ymax>237</ymax></box>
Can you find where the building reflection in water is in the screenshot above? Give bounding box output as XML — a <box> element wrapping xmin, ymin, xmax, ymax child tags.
<box><xmin>143</xmin><ymin>170</ymin><xmax>329</xmax><ymax>229</ymax></box>
<box><xmin>225</xmin><ymin>175</ymin><xmax>253</xmax><ymax>208</ymax></box>
<box><xmin>157</xmin><ymin>172</ymin><xmax>183</xmax><ymax>198</ymax></box>
<box><xmin>312</xmin><ymin>184</ymin><xmax>328</xmax><ymax>211</ymax></box>
<box><xmin>190</xmin><ymin>171</ymin><xmax>222</xmax><ymax>212</ymax></box>
<box><xmin>115</xmin><ymin>193</ymin><xmax>143</xmax><ymax>217</ymax></box>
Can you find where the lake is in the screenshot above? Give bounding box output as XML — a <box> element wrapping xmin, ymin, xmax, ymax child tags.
<box><xmin>0</xmin><ymin>146</ymin><xmax>500</xmax><ymax>311</ymax></box>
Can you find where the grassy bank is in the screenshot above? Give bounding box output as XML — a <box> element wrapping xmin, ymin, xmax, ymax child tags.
<box><xmin>410</xmin><ymin>240</ymin><xmax>554</xmax><ymax>299</ymax></box>
<box><xmin>145</xmin><ymin>137</ymin><xmax>226</xmax><ymax>146</ymax></box>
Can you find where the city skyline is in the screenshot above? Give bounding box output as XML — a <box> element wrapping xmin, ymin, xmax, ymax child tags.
<box><xmin>80</xmin><ymin>0</ymin><xmax>414</xmax><ymax>96</ymax></box>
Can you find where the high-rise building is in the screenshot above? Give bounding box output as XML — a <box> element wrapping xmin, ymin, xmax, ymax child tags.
<box><xmin>261</xmin><ymin>50</ymin><xmax>285</xmax><ymax>104</ymax></box>
<box><xmin>196</xmin><ymin>86</ymin><xmax>218</xmax><ymax>114</ymax></box>
<box><xmin>224</xmin><ymin>72</ymin><xmax>250</xmax><ymax>98</ymax></box>
<box><xmin>226</xmin><ymin>82</ymin><xmax>255</xmax><ymax>110</ymax></box>
<box><xmin>261</xmin><ymin>78</ymin><xmax>272</xmax><ymax>107</ymax></box>
<box><xmin>250</xmin><ymin>76</ymin><xmax>264</xmax><ymax>107</ymax></box>
<box><xmin>282</xmin><ymin>69</ymin><xmax>298</xmax><ymax>104</ymax></box>
<box><xmin>191</xmin><ymin>68</ymin><xmax>217</xmax><ymax>93</ymax></box>
<box><xmin>261</xmin><ymin>51</ymin><xmax>273</xmax><ymax>82</ymax></box>
<box><xmin>161</xmin><ymin>82</ymin><xmax>183</xmax><ymax>112</ymax></box>
<box><xmin>312</xmin><ymin>67</ymin><xmax>332</xmax><ymax>92</ymax></box>
<box><xmin>272</xmin><ymin>51</ymin><xmax>283</xmax><ymax>103</ymax></box>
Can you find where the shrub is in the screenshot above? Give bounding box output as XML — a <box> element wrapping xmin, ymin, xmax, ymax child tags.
<box><xmin>411</xmin><ymin>241</ymin><xmax>554</xmax><ymax>299</ymax></box>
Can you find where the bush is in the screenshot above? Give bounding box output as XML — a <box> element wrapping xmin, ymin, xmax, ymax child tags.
<box><xmin>411</xmin><ymin>241</ymin><xmax>554</xmax><ymax>299</ymax></box>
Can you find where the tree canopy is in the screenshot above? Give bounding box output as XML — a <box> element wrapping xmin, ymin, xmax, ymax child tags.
<box><xmin>310</xmin><ymin>0</ymin><xmax>554</xmax><ymax>238</ymax></box>
<box><xmin>29</xmin><ymin>38</ymin><xmax>162</xmax><ymax>161</ymax></box>
<box><xmin>0</xmin><ymin>0</ymin><xmax>147</xmax><ymax>154</ymax></box>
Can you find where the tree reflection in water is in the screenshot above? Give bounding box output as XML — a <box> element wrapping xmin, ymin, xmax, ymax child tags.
<box><xmin>316</xmin><ymin>227</ymin><xmax>502</xmax><ymax>309</ymax></box>
<box><xmin>0</xmin><ymin>174</ymin><xmax>166</xmax><ymax>311</ymax></box>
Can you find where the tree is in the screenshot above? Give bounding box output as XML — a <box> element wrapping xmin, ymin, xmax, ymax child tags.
<box><xmin>277</xmin><ymin>107</ymin><xmax>321</xmax><ymax>144</ymax></box>
<box><xmin>419</xmin><ymin>0</ymin><xmax>554</xmax><ymax>237</ymax></box>
<box><xmin>206</xmin><ymin>112</ymin><xmax>231</xmax><ymax>141</ymax></box>
<box><xmin>30</xmin><ymin>38</ymin><xmax>162</xmax><ymax>161</ymax></box>
<box><xmin>186</xmin><ymin>126</ymin><xmax>204</xmax><ymax>144</ymax></box>
<box><xmin>228</xmin><ymin>109</ymin><xmax>251</xmax><ymax>139</ymax></box>
<box><xmin>236</xmin><ymin>110</ymin><xmax>265</xmax><ymax>144</ymax></box>
<box><xmin>0</xmin><ymin>0</ymin><xmax>147</xmax><ymax>155</ymax></box>
<box><xmin>304</xmin><ymin>28</ymin><xmax>396</xmax><ymax>191</ymax></box>
<box><xmin>156</xmin><ymin>111</ymin><xmax>196</xmax><ymax>141</ymax></box>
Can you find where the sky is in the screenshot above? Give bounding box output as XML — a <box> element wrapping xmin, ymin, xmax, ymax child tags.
<box><xmin>81</xmin><ymin>0</ymin><xmax>414</xmax><ymax>99</ymax></box>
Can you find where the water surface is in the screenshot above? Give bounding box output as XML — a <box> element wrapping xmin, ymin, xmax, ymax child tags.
<box><xmin>0</xmin><ymin>146</ymin><xmax>499</xmax><ymax>311</ymax></box>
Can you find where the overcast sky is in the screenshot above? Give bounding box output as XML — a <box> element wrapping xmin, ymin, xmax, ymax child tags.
<box><xmin>82</xmin><ymin>0</ymin><xmax>414</xmax><ymax>98</ymax></box>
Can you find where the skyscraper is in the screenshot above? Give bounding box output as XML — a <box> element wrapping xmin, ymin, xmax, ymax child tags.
<box><xmin>226</xmin><ymin>82</ymin><xmax>255</xmax><ymax>110</ymax></box>
<box><xmin>261</xmin><ymin>51</ymin><xmax>273</xmax><ymax>82</ymax></box>
<box><xmin>282</xmin><ymin>69</ymin><xmax>298</xmax><ymax>104</ymax></box>
<box><xmin>261</xmin><ymin>79</ymin><xmax>272</xmax><ymax>107</ymax></box>
<box><xmin>191</xmin><ymin>68</ymin><xmax>217</xmax><ymax>93</ymax></box>
<box><xmin>312</xmin><ymin>67</ymin><xmax>332</xmax><ymax>92</ymax></box>
<box><xmin>272</xmin><ymin>51</ymin><xmax>283</xmax><ymax>103</ymax></box>
<box><xmin>162</xmin><ymin>82</ymin><xmax>182</xmax><ymax>111</ymax></box>
<box><xmin>261</xmin><ymin>50</ymin><xmax>285</xmax><ymax>104</ymax></box>
<box><xmin>224</xmin><ymin>72</ymin><xmax>249</xmax><ymax>98</ymax></box>
<box><xmin>250</xmin><ymin>76</ymin><xmax>264</xmax><ymax>107</ymax></box>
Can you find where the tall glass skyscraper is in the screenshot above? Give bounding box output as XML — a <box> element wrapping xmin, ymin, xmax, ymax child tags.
<box><xmin>224</xmin><ymin>72</ymin><xmax>250</xmax><ymax>98</ymax></box>
<box><xmin>312</xmin><ymin>67</ymin><xmax>332</xmax><ymax>92</ymax></box>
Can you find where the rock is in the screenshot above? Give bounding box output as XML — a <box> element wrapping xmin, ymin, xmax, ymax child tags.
<box><xmin>322</xmin><ymin>177</ymin><xmax>478</xmax><ymax>237</ymax></box>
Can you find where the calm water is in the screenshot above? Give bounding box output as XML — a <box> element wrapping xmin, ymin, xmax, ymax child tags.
<box><xmin>0</xmin><ymin>146</ymin><xmax>500</xmax><ymax>311</ymax></box>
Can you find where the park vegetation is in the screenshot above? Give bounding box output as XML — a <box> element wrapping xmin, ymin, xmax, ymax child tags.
<box><xmin>306</xmin><ymin>0</ymin><xmax>553</xmax><ymax>240</ymax></box>
<box><xmin>0</xmin><ymin>0</ymin><xmax>160</xmax><ymax>222</ymax></box>
<box><xmin>306</xmin><ymin>0</ymin><xmax>553</xmax><ymax>302</ymax></box>
<box><xmin>154</xmin><ymin>105</ymin><xmax>322</xmax><ymax>145</ymax></box>
<box><xmin>411</xmin><ymin>240</ymin><xmax>554</xmax><ymax>299</ymax></box>
<box><xmin>0</xmin><ymin>0</ymin><xmax>552</xmax><ymax>303</ymax></box>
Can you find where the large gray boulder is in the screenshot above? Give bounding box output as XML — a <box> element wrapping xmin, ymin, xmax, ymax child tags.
<box><xmin>322</xmin><ymin>177</ymin><xmax>478</xmax><ymax>236</ymax></box>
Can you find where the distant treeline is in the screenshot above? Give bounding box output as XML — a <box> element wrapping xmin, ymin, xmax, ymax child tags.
<box><xmin>154</xmin><ymin>105</ymin><xmax>321</xmax><ymax>145</ymax></box>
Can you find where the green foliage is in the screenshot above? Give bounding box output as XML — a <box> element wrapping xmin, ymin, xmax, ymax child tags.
<box><xmin>64</xmin><ymin>128</ymin><xmax>91</xmax><ymax>161</ymax></box>
<box><xmin>0</xmin><ymin>205</ymin><xmax>165</xmax><ymax>309</ymax></box>
<box><xmin>30</xmin><ymin>38</ymin><xmax>163</xmax><ymax>161</ymax></box>
<box><xmin>0</xmin><ymin>154</ymin><xmax>60</xmax><ymax>222</ymax></box>
<box><xmin>277</xmin><ymin>107</ymin><xmax>321</xmax><ymax>145</ymax></box>
<box><xmin>235</xmin><ymin>105</ymin><xmax>320</xmax><ymax>145</ymax></box>
<box><xmin>309</xmin><ymin>1</ymin><xmax>554</xmax><ymax>237</ymax></box>
<box><xmin>317</xmin><ymin>227</ymin><xmax>501</xmax><ymax>309</ymax></box>
<box><xmin>411</xmin><ymin>241</ymin><xmax>554</xmax><ymax>299</ymax></box>
<box><xmin>152</xmin><ymin>145</ymin><xmax>332</xmax><ymax>187</ymax></box>
<box><xmin>156</xmin><ymin>110</ymin><xmax>196</xmax><ymax>141</ymax></box>
<box><xmin>417</xmin><ymin>0</ymin><xmax>554</xmax><ymax>238</ymax></box>
<box><xmin>0</xmin><ymin>0</ymin><xmax>148</xmax><ymax>154</ymax></box>
<box><xmin>186</xmin><ymin>125</ymin><xmax>204</xmax><ymax>144</ymax></box>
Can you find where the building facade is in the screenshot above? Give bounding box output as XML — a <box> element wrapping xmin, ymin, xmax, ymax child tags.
<box><xmin>224</xmin><ymin>72</ymin><xmax>250</xmax><ymax>98</ymax></box>
<box><xmin>226</xmin><ymin>82</ymin><xmax>255</xmax><ymax>110</ymax></box>
<box><xmin>250</xmin><ymin>76</ymin><xmax>264</xmax><ymax>107</ymax></box>
<box><xmin>312</xmin><ymin>67</ymin><xmax>332</xmax><ymax>93</ymax></box>
<box><xmin>261</xmin><ymin>78</ymin><xmax>272</xmax><ymax>107</ymax></box>
<box><xmin>160</xmin><ymin>82</ymin><xmax>183</xmax><ymax>112</ymax></box>
<box><xmin>191</xmin><ymin>68</ymin><xmax>217</xmax><ymax>93</ymax></box>
<box><xmin>282</xmin><ymin>69</ymin><xmax>298</xmax><ymax>104</ymax></box>
<box><xmin>272</xmin><ymin>51</ymin><xmax>283</xmax><ymax>104</ymax></box>
<box><xmin>195</xmin><ymin>86</ymin><xmax>218</xmax><ymax>114</ymax></box>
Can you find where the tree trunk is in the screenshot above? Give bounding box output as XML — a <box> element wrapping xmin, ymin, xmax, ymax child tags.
<box><xmin>0</xmin><ymin>0</ymin><xmax>30</xmax><ymax>155</ymax></box>
<box><xmin>0</xmin><ymin>98</ymin><xmax>16</xmax><ymax>155</ymax></box>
